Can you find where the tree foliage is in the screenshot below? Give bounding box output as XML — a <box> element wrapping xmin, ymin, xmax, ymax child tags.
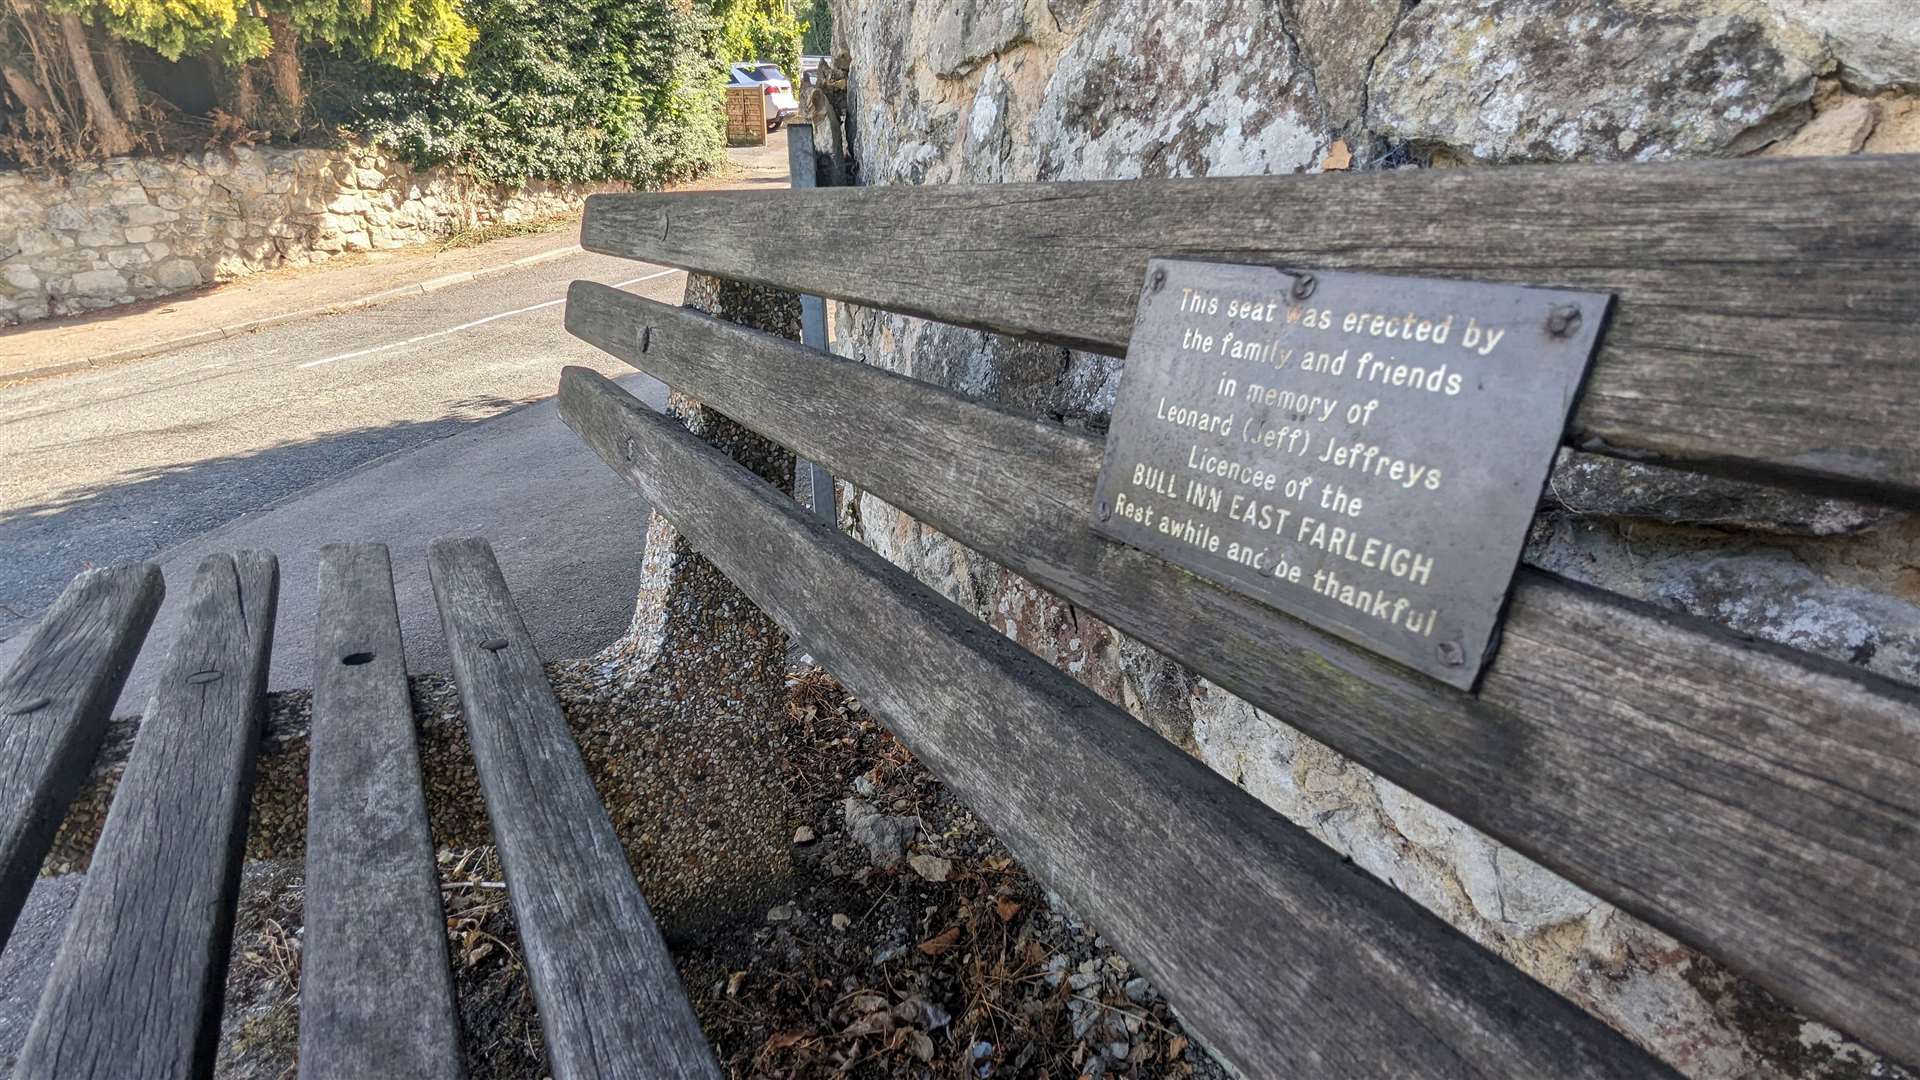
<box><xmin>73</xmin><ymin>0</ymin><xmax>264</xmax><ymax>63</ymax></box>
<box><xmin>800</xmin><ymin>0</ymin><xmax>830</xmax><ymax>56</ymax></box>
<box><xmin>713</xmin><ymin>0</ymin><xmax>800</xmax><ymax>80</ymax></box>
<box><xmin>332</xmin><ymin>0</ymin><xmax>723</xmax><ymax>187</ymax></box>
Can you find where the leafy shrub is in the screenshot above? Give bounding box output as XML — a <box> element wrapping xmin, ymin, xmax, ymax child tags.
<box><xmin>324</xmin><ymin>0</ymin><xmax>724</xmax><ymax>188</ymax></box>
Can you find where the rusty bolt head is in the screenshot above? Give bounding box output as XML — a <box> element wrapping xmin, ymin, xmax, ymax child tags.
<box><xmin>1547</xmin><ymin>304</ymin><xmax>1582</xmax><ymax>337</ymax></box>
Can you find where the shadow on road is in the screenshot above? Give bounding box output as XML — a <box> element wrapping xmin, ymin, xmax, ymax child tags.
<box><xmin>0</xmin><ymin>371</ymin><xmax>667</xmax><ymax>710</ymax></box>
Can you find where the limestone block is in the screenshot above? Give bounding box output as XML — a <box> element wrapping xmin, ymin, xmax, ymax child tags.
<box><xmin>1</xmin><ymin>264</ymin><xmax>42</xmax><ymax>291</ymax></box>
<box><xmin>105</xmin><ymin>246</ymin><xmax>151</xmax><ymax>270</ymax></box>
<box><xmin>145</xmin><ymin>240</ymin><xmax>172</xmax><ymax>260</ymax></box>
<box><xmin>1450</xmin><ymin>827</ymin><xmax>1597</xmax><ymax>933</ymax></box>
<box><xmin>13</xmin><ymin>227</ymin><xmax>61</xmax><ymax>256</ymax></box>
<box><xmin>106</xmin><ymin>183</ymin><xmax>149</xmax><ymax>207</ymax></box>
<box><xmin>74</xmin><ymin>225</ymin><xmax>117</xmax><ymax>249</ymax></box>
<box><xmin>1543</xmin><ymin>448</ymin><xmax>1898</xmax><ymax>536</ymax></box>
<box><xmin>122</xmin><ymin>225</ymin><xmax>155</xmax><ymax>245</ymax></box>
<box><xmin>45</xmin><ymin>203</ymin><xmax>87</xmax><ymax>232</ymax></box>
<box><xmin>1370</xmin><ymin>3</ymin><xmax>1818</xmax><ymax>161</ymax></box>
<box><xmin>152</xmin><ymin>259</ymin><xmax>202</xmax><ymax>289</ymax></box>
<box><xmin>1767</xmin><ymin>95</ymin><xmax>1880</xmax><ymax>156</ymax></box>
<box><xmin>121</xmin><ymin>204</ymin><xmax>176</xmax><ymax>227</ymax></box>
<box><xmin>69</xmin><ymin>268</ymin><xmax>127</xmax><ymax>295</ymax></box>
<box><xmin>1768</xmin><ymin>0</ymin><xmax>1920</xmax><ymax>91</ymax></box>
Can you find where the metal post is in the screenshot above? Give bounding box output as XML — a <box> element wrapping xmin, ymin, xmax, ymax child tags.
<box><xmin>787</xmin><ymin>122</ymin><xmax>838</xmax><ymax>523</ymax></box>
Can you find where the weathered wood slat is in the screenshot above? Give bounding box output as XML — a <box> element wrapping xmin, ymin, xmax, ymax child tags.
<box><xmin>300</xmin><ymin>544</ymin><xmax>462</xmax><ymax>1080</ymax></box>
<box><xmin>564</xmin><ymin>283</ymin><xmax>1920</xmax><ymax>1064</ymax></box>
<box><xmin>581</xmin><ymin>156</ymin><xmax>1920</xmax><ymax>505</ymax></box>
<box><xmin>426</xmin><ymin>537</ymin><xmax>719</xmax><ymax>1080</ymax></box>
<box><xmin>557</xmin><ymin>365</ymin><xmax>1679</xmax><ymax>1078</ymax></box>
<box><xmin>17</xmin><ymin>551</ymin><xmax>277</xmax><ymax>1080</ymax></box>
<box><xmin>0</xmin><ymin>564</ymin><xmax>162</xmax><ymax>954</ymax></box>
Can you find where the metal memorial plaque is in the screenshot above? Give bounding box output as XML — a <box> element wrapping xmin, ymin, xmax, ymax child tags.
<box><xmin>1093</xmin><ymin>259</ymin><xmax>1611</xmax><ymax>689</ymax></box>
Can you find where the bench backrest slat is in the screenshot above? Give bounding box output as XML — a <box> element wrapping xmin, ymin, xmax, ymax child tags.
<box><xmin>0</xmin><ymin>564</ymin><xmax>162</xmax><ymax>953</ymax></box>
<box><xmin>557</xmin><ymin>365</ymin><xmax>1681</xmax><ymax>1079</ymax></box>
<box><xmin>16</xmin><ymin>552</ymin><xmax>277</xmax><ymax>1080</ymax></box>
<box><xmin>565</xmin><ymin>282</ymin><xmax>1920</xmax><ymax>1064</ymax></box>
<box><xmin>300</xmin><ymin>544</ymin><xmax>463</xmax><ymax>1080</ymax></box>
<box><xmin>427</xmin><ymin>538</ymin><xmax>720</xmax><ymax>1080</ymax></box>
<box><xmin>581</xmin><ymin>156</ymin><xmax>1920</xmax><ymax>506</ymax></box>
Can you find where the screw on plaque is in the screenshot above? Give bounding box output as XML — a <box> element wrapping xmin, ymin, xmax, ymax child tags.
<box><xmin>1289</xmin><ymin>272</ymin><xmax>1317</xmax><ymax>302</ymax></box>
<box><xmin>1098</xmin><ymin>500</ymin><xmax>1111</xmax><ymax>522</ymax></box>
<box><xmin>1546</xmin><ymin>304</ymin><xmax>1582</xmax><ymax>337</ymax></box>
<box><xmin>1436</xmin><ymin>641</ymin><xmax>1466</xmax><ymax>667</ymax></box>
<box><xmin>1148</xmin><ymin>267</ymin><xmax>1167</xmax><ymax>294</ymax></box>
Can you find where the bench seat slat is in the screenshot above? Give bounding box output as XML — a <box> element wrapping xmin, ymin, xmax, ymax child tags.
<box><xmin>557</xmin><ymin>366</ymin><xmax>1678</xmax><ymax>1079</ymax></box>
<box><xmin>564</xmin><ymin>283</ymin><xmax>1920</xmax><ymax>1065</ymax></box>
<box><xmin>0</xmin><ymin>564</ymin><xmax>162</xmax><ymax>953</ymax></box>
<box><xmin>300</xmin><ymin>544</ymin><xmax>462</xmax><ymax>1080</ymax></box>
<box><xmin>580</xmin><ymin>156</ymin><xmax>1920</xmax><ymax>506</ymax></box>
<box><xmin>16</xmin><ymin>552</ymin><xmax>277</xmax><ymax>1080</ymax></box>
<box><xmin>426</xmin><ymin>537</ymin><xmax>719</xmax><ymax>1080</ymax></box>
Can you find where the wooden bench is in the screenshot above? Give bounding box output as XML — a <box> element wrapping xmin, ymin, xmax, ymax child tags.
<box><xmin>558</xmin><ymin>152</ymin><xmax>1920</xmax><ymax>1075</ymax></box>
<box><xmin>0</xmin><ymin>543</ymin><xmax>718</xmax><ymax>1078</ymax></box>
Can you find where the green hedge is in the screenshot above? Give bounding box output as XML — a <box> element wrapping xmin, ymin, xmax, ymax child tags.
<box><xmin>324</xmin><ymin>0</ymin><xmax>724</xmax><ymax>188</ymax></box>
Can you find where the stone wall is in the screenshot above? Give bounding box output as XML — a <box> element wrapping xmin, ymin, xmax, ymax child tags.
<box><xmin>0</xmin><ymin>144</ymin><xmax>616</xmax><ymax>325</ymax></box>
<box><xmin>824</xmin><ymin>1</ymin><xmax>1919</xmax><ymax>1077</ymax></box>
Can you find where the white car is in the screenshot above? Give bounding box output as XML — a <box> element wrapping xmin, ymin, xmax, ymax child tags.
<box><xmin>728</xmin><ymin>62</ymin><xmax>800</xmax><ymax>130</ymax></box>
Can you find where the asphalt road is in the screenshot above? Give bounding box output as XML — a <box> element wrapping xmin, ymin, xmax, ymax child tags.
<box><xmin>0</xmin><ymin>246</ymin><xmax>685</xmax><ymax>711</ymax></box>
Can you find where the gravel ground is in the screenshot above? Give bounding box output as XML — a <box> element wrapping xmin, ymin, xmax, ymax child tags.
<box><xmin>205</xmin><ymin>667</ymin><xmax>1230</xmax><ymax>1079</ymax></box>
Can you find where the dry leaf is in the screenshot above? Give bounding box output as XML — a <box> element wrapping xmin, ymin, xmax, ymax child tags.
<box><xmin>917</xmin><ymin>926</ymin><xmax>961</xmax><ymax>956</ymax></box>
<box><xmin>908</xmin><ymin>854</ymin><xmax>951</xmax><ymax>882</ymax></box>
<box><xmin>905</xmin><ymin>1029</ymin><xmax>935</xmax><ymax>1062</ymax></box>
<box><xmin>994</xmin><ymin>897</ymin><xmax>1022</xmax><ymax>922</ymax></box>
<box><xmin>842</xmin><ymin>1010</ymin><xmax>895</xmax><ymax>1038</ymax></box>
<box><xmin>1322</xmin><ymin>138</ymin><xmax>1353</xmax><ymax>170</ymax></box>
<box><xmin>764</xmin><ymin>1030</ymin><xmax>808</xmax><ymax>1051</ymax></box>
<box><xmin>1167</xmin><ymin>1035</ymin><xmax>1189</xmax><ymax>1061</ymax></box>
<box><xmin>726</xmin><ymin>970</ymin><xmax>746</xmax><ymax>996</ymax></box>
<box><xmin>984</xmin><ymin>855</ymin><xmax>1014</xmax><ymax>872</ymax></box>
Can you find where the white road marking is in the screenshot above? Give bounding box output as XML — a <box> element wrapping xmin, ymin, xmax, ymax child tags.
<box><xmin>295</xmin><ymin>268</ymin><xmax>681</xmax><ymax>370</ymax></box>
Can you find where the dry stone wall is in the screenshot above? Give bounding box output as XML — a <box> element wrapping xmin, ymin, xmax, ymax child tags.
<box><xmin>0</xmin><ymin>144</ymin><xmax>614</xmax><ymax>326</ymax></box>
<box><xmin>825</xmin><ymin>1</ymin><xmax>1919</xmax><ymax>1076</ymax></box>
